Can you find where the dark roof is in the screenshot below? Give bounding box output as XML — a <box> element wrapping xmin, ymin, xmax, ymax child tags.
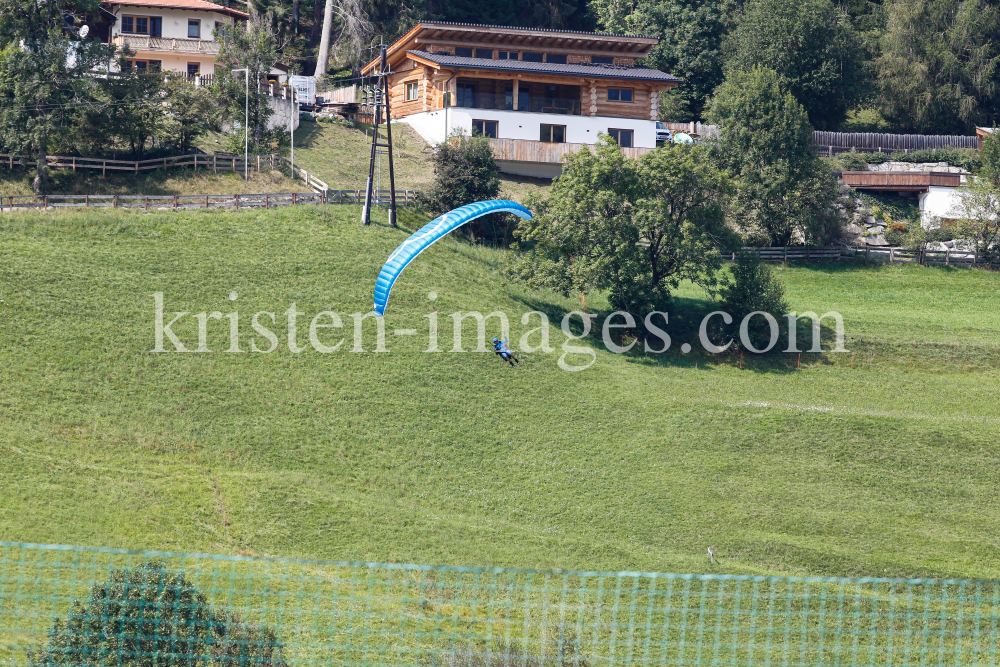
<box><xmin>407</xmin><ymin>50</ymin><xmax>680</xmax><ymax>82</ymax></box>
<box><xmin>411</xmin><ymin>20</ymin><xmax>657</xmax><ymax>40</ymax></box>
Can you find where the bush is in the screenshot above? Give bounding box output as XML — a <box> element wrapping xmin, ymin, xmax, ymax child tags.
<box><xmin>888</xmin><ymin>148</ymin><xmax>981</xmax><ymax>172</ymax></box>
<box><xmin>419</xmin><ymin>134</ymin><xmax>507</xmax><ymax>243</ymax></box>
<box><xmin>836</xmin><ymin>150</ymin><xmax>869</xmax><ymax>171</ymax></box>
<box><xmin>28</xmin><ymin>562</ymin><xmax>287</xmax><ymax>667</ymax></box>
<box><xmin>718</xmin><ymin>250</ymin><xmax>789</xmax><ymax>352</ymax></box>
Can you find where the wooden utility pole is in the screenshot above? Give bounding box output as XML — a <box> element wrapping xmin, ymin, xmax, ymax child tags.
<box><xmin>362</xmin><ymin>44</ymin><xmax>397</xmax><ymax>227</ymax></box>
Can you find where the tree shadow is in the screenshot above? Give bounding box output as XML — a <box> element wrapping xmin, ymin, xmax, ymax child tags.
<box><xmin>509</xmin><ymin>292</ymin><xmax>842</xmax><ymax>373</ymax></box>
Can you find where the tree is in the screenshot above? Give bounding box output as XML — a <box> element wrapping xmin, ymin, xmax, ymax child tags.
<box><xmin>161</xmin><ymin>75</ymin><xmax>218</xmax><ymax>155</ymax></box>
<box><xmin>28</xmin><ymin>561</ymin><xmax>288</xmax><ymax>667</ymax></box>
<box><xmin>876</xmin><ymin>0</ymin><xmax>1000</xmax><ymax>133</ymax></box>
<box><xmin>953</xmin><ymin>130</ymin><xmax>1000</xmax><ymax>253</ymax></box>
<box><xmin>0</xmin><ymin>0</ymin><xmax>116</xmax><ymax>193</ymax></box>
<box><xmin>717</xmin><ymin>249</ymin><xmax>788</xmax><ymax>351</ymax></box>
<box><xmin>216</xmin><ymin>8</ymin><xmax>283</xmax><ymax>153</ymax></box>
<box><xmin>92</xmin><ymin>60</ymin><xmax>167</xmax><ymax>160</ymax></box>
<box><xmin>723</xmin><ymin>0</ymin><xmax>869</xmax><ymax>130</ymax></box>
<box><xmin>420</xmin><ymin>134</ymin><xmax>504</xmax><ymax>242</ymax></box>
<box><xmin>707</xmin><ymin>66</ymin><xmax>847</xmax><ymax>246</ymax></box>
<box><xmin>508</xmin><ymin>138</ymin><xmax>738</xmax><ymax>318</ymax></box>
<box><xmin>591</xmin><ymin>0</ymin><xmax>734</xmax><ymax>121</ymax></box>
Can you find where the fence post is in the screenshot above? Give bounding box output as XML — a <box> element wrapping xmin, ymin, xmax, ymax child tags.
<box><xmin>206</xmin><ymin>195</ymin><xmax>209</xmax><ymax>209</ymax></box>
<box><xmin>174</xmin><ymin>195</ymin><xmax>178</xmax><ymax>209</ymax></box>
<box><xmin>43</xmin><ymin>195</ymin><xmax>47</xmax><ymax>210</ymax></box>
<box><xmin>85</xmin><ymin>194</ymin><xmax>89</xmax><ymax>208</ymax></box>
<box><xmin>265</xmin><ymin>193</ymin><xmax>269</xmax><ymax>210</ymax></box>
<box><xmin>889</xmin><ymin>247</ymin><xmax>895</xmax><ymax>263</ymax></box>
<box><xmin>235</xmin><ymin>193</ymin><xmax>240</xmax><ymax>210</ymax></box>
<box><xmin>145</xmin><ymin>196</ymin><xmax>149</xmax><ymax>211</ymax></box>
<box><xmin>103</xmin><ymin>160</ymin><xmax>106</xmax><ymax>176</ymax></box>
<box><xmin>945</xmin><ymin>248</ymin><xmax>950</xmax><ymax>266</ymax></box>
<box><xmin>293</xmin><ymin>192</ymin><xmax>297</xmax><ymax>206</ymax></box>
<box><xmin>214</xmin><ymin>155</ymin><xmax>217</xmax><ymax>174</ymax></box>
<box><xmin>257</xmin><ymin>155</ymin><xmax>261</xmax><ymax>172</ymax></box>
<box><xmin>114</xmin><ymin>195</ymin><xmax>118</xmax><ymax>209</ymax></box>
<box><xmin>72</xmin><ymin>157</ymin><xmax>76</xmax><ymax>172</ymax></box>
<box><xmin>866</xmin><ymin>246</ymin><xmax>870</xmax><ymax>263</ymax></box>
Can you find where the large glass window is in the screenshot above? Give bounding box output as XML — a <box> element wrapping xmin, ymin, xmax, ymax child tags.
<box><xmin>454</xmin><ymin>47</ymin><xmax>473</xmax><ymax>57</ymax></box>
<box><xmin>498</xmin><ymin>51</ymin><xmax>518</xmax><ymax>60</ymax></box>
<box><xmin>590</xmin><ymin>56</ymin><xmax>613</xmax><ymax>64</ymax></box>
<box><xmin>456</xmin><ymin>82</ymin><xmax>476</xmax><ymax>107</ymax></box>
<box><xmin>518</xmin><ymin>85</ymin><xmax>530</xmax><ymax>111</ymax></box>
<box><xmin>540</xmin><ymin>124</ymin><xmax>566</xmax><ymax>143</ymax></box>
<box><xmin>405</xmin><ymin>82</ymin><xmax>418</xmax><ymax>101</ymax></box>
<box><xmin>522</xmin><ymin>52</ymin><xmax>543</xmax><ymax>62</ymax></box>
<box><xmin>546</xmin><ymin>54</ymin><xmax>567</xmax><ymax>64</ymax></box>
<box><xmin>472</xmin><ymin>119</ymin><xmax>498</xmax><ymax>138</ymax></box>
<box><xmin>187</xmin><ymin>19</ymin><xmax>200</xmax><ymax>38</ymax></box>
<box><xmin>475</xmin><ymin>49</ymin><xmax>493</xmax><ymax>58</ymax></box>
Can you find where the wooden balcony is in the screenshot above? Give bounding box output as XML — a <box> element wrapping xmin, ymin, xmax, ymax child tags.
<box><xmin>113</xmin><ymin>34</ymin><xmax>220</xmax><ymax>55</ymax></box>
<box><xmin>841</xmin><ymin>170</ymin><xmax>961</xmax><ymax>192</ymax></box>
<box><xmin>489</xmin><ymin>138</ymin><xmax>652</xmax><ymax>164</ymax></box>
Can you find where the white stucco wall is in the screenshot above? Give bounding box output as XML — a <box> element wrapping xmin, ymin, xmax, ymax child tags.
<box><xmin>403</xmin><ymin>109</ymin><xmax>657</xmax><ymax>149</ymax></box>
<box><xmin>919</xmin><ymin>186</ymin><xmax>965</xmax><ymax>228</ymax></box>
<box><xmin>109</xmin><ymin>7</ymin><xmax>230</xmax><ymax>43</ymax></box>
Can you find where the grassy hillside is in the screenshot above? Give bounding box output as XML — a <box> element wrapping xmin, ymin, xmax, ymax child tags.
<box><xmin>0</xmin><ymin>167</ymin><xmax>303</xmax><ymax>197</ymax></box>
<box><xmin>1</xmin><ymin>205</ymin><xmax>999</xmax><ymax>580</ymax></box>
<box><xmin>287</xmin><ymin>121</ymin><xmax>553</xmax><ymax>199</ymax></box>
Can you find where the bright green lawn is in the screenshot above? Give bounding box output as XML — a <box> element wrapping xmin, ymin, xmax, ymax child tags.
<box><xmin>1</xmin><ymin>205</ymin><xmax>999</xmax><ymax>581</ymax></box>
<box><xmin>0</xmin><ymin>167</ymin><xmax>303</xmax><ymax>196</ymax></box>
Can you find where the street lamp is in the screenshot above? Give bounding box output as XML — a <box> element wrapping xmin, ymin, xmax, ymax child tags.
<box><xmin>231</xmin><ymin>68</ymin><xmax>249</xmax><ymax>180</ymax></box>
<box><xmin>290</xmin><ymin>84</ymin><xmax>297</xmax><ymax>184</ymax></box>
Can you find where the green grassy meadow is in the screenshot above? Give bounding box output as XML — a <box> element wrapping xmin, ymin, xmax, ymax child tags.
<box><xmin>1</xmin><ymin>205</ymin><xmax>999</xmax><ymax>582</ymax></box>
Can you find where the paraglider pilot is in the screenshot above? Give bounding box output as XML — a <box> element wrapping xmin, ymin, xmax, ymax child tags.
<box><xmin>493</xmin><ymin>338</ymin><xmax>520</xmax><ymax>367</ymax></box>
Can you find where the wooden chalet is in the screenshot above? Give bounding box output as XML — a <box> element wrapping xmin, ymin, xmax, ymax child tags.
<box><xmin>361</xmin><ymin>22</ymin><xmax>680</xmax><ymax>177</ymax></box>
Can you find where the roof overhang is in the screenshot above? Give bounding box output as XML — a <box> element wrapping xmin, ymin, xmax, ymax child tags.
<box><xmin>363</xmin><ymin>21</ymin><xmax>659</xmax><ymax>75</ymax></box>
<box><xmin>103</xmin><ymin>0</ymin><xmax>249</xmax><ymax>20</ymax></box>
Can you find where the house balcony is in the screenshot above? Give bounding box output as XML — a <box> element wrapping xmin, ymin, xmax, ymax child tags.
<box><xmin>113</xmin><ymin>34</ymin><xmax>220</xmax><ymax>55</ymax></box>
<box><xmin>489</xmin><ymin>138</ymin><xmax>651</xmax><ymax>164</ymax></box>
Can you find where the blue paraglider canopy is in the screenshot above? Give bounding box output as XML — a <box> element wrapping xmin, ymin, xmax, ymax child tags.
<box><xmin>373</xmin><ymin>200</ymin><xmax>533</xmax><ymax>316</ymax></box>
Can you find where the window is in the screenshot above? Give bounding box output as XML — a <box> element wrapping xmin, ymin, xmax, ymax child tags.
<box><xmin>545</xmin><ymin>54</ymin><xmax>567</xmax><ymax>64</ymax></box>
<box><xmin>405</xmin><ymin>81</ymin><xmax>418</xmax><ymax>101</ymax></box>
<box><xmin>456</xmin><ymin>82</ymin><xmax>476</xmax><ymax>107</ymax></box>
<box><xmin>608</xmin><ymin>128</ymin><xmax>633</xmax><ymax>148</ymax></box>
<box><xmin>540</xmin><ymin>124</ymin><xmax>566</xmax><ymax>143</ymax></box>
<box><xmin>187</xmin><ymin>62</ymin><xmax>200</xmax><ymax>76</ymax></box>
<box><xmin>498</xmin><ymin>51</ymin><xmax>518</xmax><ymax>60</ymax></box>
<box><xmin>590</xmin><ymin>56</ymin><xmax>613</xmax><ymax>64</ymax></box>
<box><xmin>472</xmin><ymin>119</ymin><xmax>498</xmax><ymax>138</ymax></box>
<box><xmin>187</xmin><ymin>19</ymin><xmax>200</xmax><ymax>38</ymax></box>
<box><xmin>454</xmin><ymin>47</ymin><xmax>473</xmax><ymax>57</ymax></box>
<box><xmin>121</xmin><ymin>15</ymin><xmax>153</xmax><ymax>34</ymax></box>
<box><xmin>517</xmin><ymin>85</ymin><xmax>529</xmax><ymax>111</ymax></box>
<box><xmin>125</xmin><ymin>59</ymin><xmax>161</xmax><ymax>72</ymax></box>
<box><xmin>522</xmin><ymin>52</ymin><xmax>543</xmax><ymax>62</ymax></box>
<box><xmin>505</xmin><ymin>85</ymin><xmax>513</xmax><ymax>110</ymax></box>
<box><xmin>475</xmin><ymin>49</ymin><xmax>493</xmax><ymax>58</ymax></box>
<box><xmin>607</xmin><ymin>88</ymin><xmax>633</xmax><ymax>102</ymax></box>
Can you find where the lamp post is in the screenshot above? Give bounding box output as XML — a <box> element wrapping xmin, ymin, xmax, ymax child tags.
<box><xmin>231</xmin><ymin>68</ymin><xmax>249</xmax><ymax>180</ymax></box>
<box><xmin>290</xmin><ymin>84</ymin><xmax>297</xmax><ymax>184</ymax></box>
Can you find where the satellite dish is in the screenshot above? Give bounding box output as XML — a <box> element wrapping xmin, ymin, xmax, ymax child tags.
<box><xmin>79</xmin><ymin>25</ymin><xmax>89</xmax><ymax>38</ymax></box>
<box><xmin>673</xmin><ymin>132</ymin><xmax>694</xmax><ymax>144</ymax></box>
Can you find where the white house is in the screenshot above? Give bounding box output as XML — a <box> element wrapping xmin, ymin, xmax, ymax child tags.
<box><xmin>103</xmin><ymin>0</ymin><xmax>284</xmax><ymax>80</ymax></box>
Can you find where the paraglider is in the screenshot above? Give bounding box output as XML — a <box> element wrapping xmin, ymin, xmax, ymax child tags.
<box><xmin>493</xmin><ymin>337</ymin><xmax>520</xmax><ymax>367</ymax></box>
<box><xmin>373</xmin><ymin>200</ymin><xmax>532</xmax><ymax>317</ymax></box>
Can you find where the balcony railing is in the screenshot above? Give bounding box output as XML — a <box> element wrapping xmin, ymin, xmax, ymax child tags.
<box><xmin>489</xmin><ymin>138</ymin><xmax>651</xmax><ymax>164</ymax></box>
<box><xmin>113</xmin><ymin>34</ymin><xmax>220</xmax><ymax>55</ymax></box>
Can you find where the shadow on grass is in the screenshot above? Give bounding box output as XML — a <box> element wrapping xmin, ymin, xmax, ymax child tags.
<box><xmin>511</xmin><ymin>292</ymin><xmax>843</xmax><ymax>374</ymax></box>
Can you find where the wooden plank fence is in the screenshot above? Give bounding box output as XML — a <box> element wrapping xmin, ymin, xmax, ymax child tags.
<box><xmin>0</xmin><ymin>189</ymin><xmax>419</xmax><ymax>212</ymax></box>
<box><xmin>734</xmin><ymin>246</ymin><xmax>999</xmax><ymax>269</ymax></box>
<box><xmin>813</xmin><ymin>131</ymin><xmax>978</xmax><ymax>155</ymax></box>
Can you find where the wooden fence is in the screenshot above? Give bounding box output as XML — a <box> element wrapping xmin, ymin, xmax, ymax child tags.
<box><xmin>0</xmin><ymin>153</ymin><xmax>339</xmax><ymax>195</ymax></box>
<box><xmin>0</xmin><ymin>189</ymin><xmax>419</xmax><ymax>212</ymax></box>
<box><xmin>813</xmin><ymin>131</ymin><xmax>979</xmax><ymax>154</ymax></box>
<box><xmin>737</xmin><ymin>245</ymin><xmax>998</xmax><ymax>269</ymax></box>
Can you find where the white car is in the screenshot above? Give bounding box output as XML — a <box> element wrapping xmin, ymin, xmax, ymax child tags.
<box><xmin>655</xmin><ymin>122</ymin><xmax>673</xmax><ymax>144</ymax></box>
